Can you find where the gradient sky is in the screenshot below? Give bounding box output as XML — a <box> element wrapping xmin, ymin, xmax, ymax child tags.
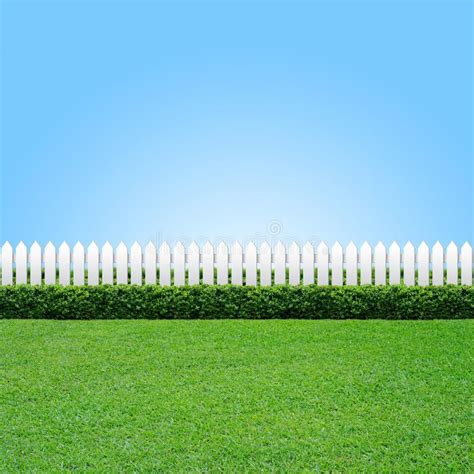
<box><xmin>1</xmin><ymin>0</ymin><xmax>472</xmax><ymax>248</ymax></box>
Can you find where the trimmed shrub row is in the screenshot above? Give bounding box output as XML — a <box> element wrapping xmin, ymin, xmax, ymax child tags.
<box><xmin>0</xmin><ymin>285</ymin><xmax>472</xmax><ymax>320</ymax></box>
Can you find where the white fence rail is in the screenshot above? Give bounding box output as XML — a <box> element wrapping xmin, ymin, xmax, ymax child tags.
<box><xmin>0</xmin><ymin>241</ymin><xmax>472</xmax><ymax>286</ymax></box>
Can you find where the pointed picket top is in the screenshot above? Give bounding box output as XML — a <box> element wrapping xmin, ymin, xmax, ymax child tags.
<box><xmin>332</xmin><ymin>241</ymin><xmax>343</xmax><ymax>253</ymax></box>
<box><xmin>73</xmin><ymin>241</ymin><xmax>84</xmax><ymax>252</ymax></box>
<box><xmin>361</xmin><ymin>241</ymin><xmax>371</xmax><ymax>252</ymax></box>
<box><xmin>275</xmin><ymin>241</ymin><xmax>286</xmax><ymax>253</ymax></box>
<box><xmin>231</xmin><ymin>241</ymin><xmax>242</xmax><ymax>253</ymax></box>
<box><xmin>203</xmin><ymin>240</ymin><xmax>214</xmax><ymax>256</ymax></box>
<box><xmin>103</xmin><ymin>241</ymin><xmax>113</xmax><ymax>252</ymax></box>
<box><xmin>174</xmin><ymin>241</ymin><xmax>185</xmax><ymax>253</ymax></box>
<box><xmin>16</xmin><ymin>241</ymin><xmax>27</xmax><ymax>253</ymax></box>
<box><xmin>189</xmin><ymin>241</ymin><xmax>199</xmax><ymax>252</ymax></box>
<box><xmin>389</xmin><ymin>241</ymin><xmax>400</xmax><ymax>253</ymax></box>
<box><xmin>447</xmin><ymin>241</ymin><xmax>457</xmax><ymax>252</ymax></box>
<box><xmin>88</xmin><ymin>241</ymin><xmax>99</xmax><ymax>252</ymax></box>
<box><xmin>346</xmin><ymin>241</ymin><xmax>357</xmax><ymax>252</ymax></box>
<box><xmin>432</xmin><ymin>241</ymin><xmax>443</xmax><ymax>252</ymax></box>
<box><xmin>131</xmin><ymin>241</ymin><xmax>141</xmax><ymax>252</ymax></box>
<box><xmin>403</xmin><ymin>241</ymin><xmax>414</xmax><ymax>252</ymax></box>
<box><xmin>2</xmin><ymin>241</ymin><xmax>12</xmax><ymax>252</ymax></box>
<box><xmin>217</xmin><ymin>241</ymin><xmax>228</xmax><ymax>254</ymax></box>
<box><xmin>461</xmin><ymin>241</ymin><xmax>472</xmax><ymax>253</ymax></box>
<box><xmin>418</xmin><ymin>241</ymin><xmax>429</xmax><ymax>252</ymax></box>
<box><xmin>59</xmin><ymin>241</ymin><xmax>69</xmax><ymax>251</ymax></box>
<box><xmin>331</xmin><ymin>241</ymin><xmax>343</xmax><ymax>286</ymax></box>
<box><xmin>45</xmin><ymin>241</ymin><xmax>55</xmax><ymax>249</ymax></box>
<box><xmin>260</xmin><ymin>241</ymin><xmax>271</xmax><ymax>253</ymax></box>
<box><xmin>375</xmin><ymin>241</ymin><xmax>385</xmax><ymax>252</ymax></box>
<box><xmin>317</xmin><ymin>241</ymin><xmax>329</xmax><ymax>254</ymax></box>
<box><xmin>303</xmin><ymin>241</ymin><xmax>314</xmax><ymax>253</ymax></box>
<box><xmin>246</xmin><ymin>241</ymin><xmax>257</xmax><ymax>253</ymax></box>
<box><xmin>30</xmin><ymin>241</ymin><xmax>41</xmax><ymax>253</ymax></box>
<box><xmin>117</xmin><ymin>241</ymin><xmax>127</xmax><ymax>252</ymax></box>
<box><xmin>159</xmin><ymin>241</ymin><xmax>171</xmax><ymax>254</ymax></box>
<box><xmin>289</xmin><ymin>241</ymin><xmax>300</xmax><ymax>253</ymax></box>
<box><xmin>145</xmin><ymin>241</ymin><xmax>156</xmax><ymax>254</ymax></box>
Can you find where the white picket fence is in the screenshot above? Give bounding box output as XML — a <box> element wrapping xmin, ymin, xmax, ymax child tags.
<box><xmin>0</xmin><ymin>241</ymin><xmax>472</xmax><ymax>286</ymax></box>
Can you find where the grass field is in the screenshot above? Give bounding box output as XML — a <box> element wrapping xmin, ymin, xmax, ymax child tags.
<box><xmin>0</xmin><ymin>320</ymin><xmax>472</xmax><ymax>472</ymax></box>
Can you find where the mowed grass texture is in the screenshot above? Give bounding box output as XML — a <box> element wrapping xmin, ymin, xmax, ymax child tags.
<box><xmin>0</xmin><ymin>320</ymin><xmax>472</xmax><ymax>472</ymax></box>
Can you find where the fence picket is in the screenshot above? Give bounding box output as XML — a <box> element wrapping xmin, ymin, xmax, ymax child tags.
<box><xmin>389</xmin><ymin>242</ymin><xmax>401</xmax><ymax>285</ymax></box>
<box><xmin>130</xmin><ymin>242</ymin><xmax>142</xmax><ymax>285</ymax></box>
<box><xmin>460</xmin><ymin>242</ymin><xmax>472</xmax><ymax>285</ymax></box>
<box><xmin>15</xmin><ymin>242</ymin><xmax>28</xmax><ymax>284</ymax></box>
<box><xmin>159</xmin><ymin>242</ymin><xmax>171</xmax><ymax>286</ymax></box>
<box><xmin>403</xmin><ymin>242</ymin><xmax>415</xmax><ymax>286</ymax></box>
<box><xmin>274</xmin><ymin>241</ymin><xmax>286</xmax><ymax>285</ymax></box>
<box><xmin>58</xmin><ymin>242</ymin><xmax>70</xmax><ymax>286</ymax></box>
<box><xmin>30</xmin><ymin>242</ymin><xmax>42</xmax><ymax>285</ymax></box>
<box><xmin>331</xmin><ymin>242</ymin><xmax>343</xmax><ymax>286</ymax></box>
<box><xmin>417</xmin><ymin>242</ymin><xmax>430</xmax><ymax>286</ymax></box>
<box><xmin>374</xmin><ymin>242</ymin><xmax>386</xmax><ymax>285</ymax></box>
<box><xmin>260</xmin><ymin>242</ymin><xmax>272</xmax><ymax>286</ymax></box>
<box><xmin>144</xmin><ymin>242</ymin><xmax>157</xmax><ymax>285</ymax></box>
<box><xmin>245</xmin><ymin>242</ymin><xmax>257</xmax><ymax>286</ymax></box>
<box><xmin>1</xmin><ymin>242</ymin><xmax>13</xmax><ymax>285</ymax></box>
<box><xmin>432</xmin><ymin>242</ymin><xmax>444</xmax><ymax>286</ymax></box>
<box><xmin>173</xmin><ymin>242</ymin><xmax>185</xmax><ymax>286</ymax></box>
<box><xmin>188</xmin><ymin>242</ymin><xmax>200</xmax><ymax>285</ymax></box>
<box><xmin>288</xmin><ymin>242</ymin><xmax>300</xmax><ymax>285</ymax></box>
<box><xmin>231</xmin><ymin>242</ymin><xmax>243</xmax><ymax>285</ymax></box>
<box><xmin>360</xmin><ymin>242</ymin><xmax>372</xmax><ymax>284</ymax></box>
<box><xmin>73</xmin><ymin>242</ymin><xmax>85</xmax><ymax>286</ymax></box>
<box><xmin>44</xmin><ymin>242</ymin><xmax>56</xmax><ymax>285</ymax></box>
<box><xmin>346</xmin><ymin>242</ymin><xmax>358</xmax><ymax>285</ymax></box>
<box><xmin>87</xmin><ymin>242</ymin><xmax>99</xmax><ymax>286</ymax></box>
<box><xmin>116</xmin><ymin>242</ymin><xmax>128</xmax><ymax>284</ymax></box>
<box><xmin>102</xmin><ymin>242</ymin><xmax>114</xmax><ymax>285</ymax></box>
<box><xmin>302</xmin><ymin>242</ymin><xmax>314</xmax><ymax>285</ymax></box>
<box><xmin>217</xmin><ymin>242</ymin><xmax>229</xmax><ymax>285</ymax></box>
<box><xmin>202</xmin><ymin>241</ymin><xmax>214</xmax><ymax>285</ymax></box>
<box><xmin>317</xmin><ymin>242</ymin><xmax>329</xmax><ymax>286</ymax></box>
<box><xmin>446</xmin><ymin>242</ymin><xmax>458</xmax><ymax>285</ymax></box>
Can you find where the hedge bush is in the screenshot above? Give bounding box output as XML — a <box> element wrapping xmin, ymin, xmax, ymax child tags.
<box><xmin>0</xmin><ymin>285</ymin><xmax>472</xmax><ymax>320</ymax></box>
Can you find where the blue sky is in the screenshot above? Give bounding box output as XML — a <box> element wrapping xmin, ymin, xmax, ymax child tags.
<box><xmin>1</xmin><ymin>0</ymin><xmax>472</xmax><ymax>247</ymax></box>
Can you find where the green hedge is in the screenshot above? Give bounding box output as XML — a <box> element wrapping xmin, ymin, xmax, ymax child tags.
<box><xmin>0</xmin><ymin>285</ymin><xmax>472</xmax><ymax>320</ymax></box>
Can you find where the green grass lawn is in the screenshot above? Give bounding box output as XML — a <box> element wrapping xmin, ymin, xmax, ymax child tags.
<box><xmin>0</xmin><ymin>320</ymin><xmax>472</xmax><ymax>472</ymax></box>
